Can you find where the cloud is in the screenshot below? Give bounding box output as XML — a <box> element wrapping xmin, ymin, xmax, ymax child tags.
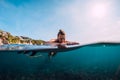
<box><xmin>49</xmin><ymin>0</ymin><xmax>120</xmax><ymax>43</ymax></box>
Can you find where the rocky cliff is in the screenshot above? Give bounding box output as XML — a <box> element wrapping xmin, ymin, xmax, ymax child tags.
<box><xmin>0</xmin><ymin>29</ymin><xmax>44</xmax><ymax>45</ymax></box>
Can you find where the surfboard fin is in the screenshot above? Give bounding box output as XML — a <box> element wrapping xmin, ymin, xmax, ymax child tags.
<box><xmin>30</xmin><ymin>51</ymin><xmax>37</xmax><ymax>56</ymax></box>
<box><xmin>48</xmin><ymin>51</ymin><xmax>57</xmax><ymax>60</ymax></box>
<box><xmin>48</xmin><ymin>52</ymin><xmax>57</xmax><ymax>57</ymax></box>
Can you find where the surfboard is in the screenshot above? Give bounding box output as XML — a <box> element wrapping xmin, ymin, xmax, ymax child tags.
<box><xmin>0</xmin><ymin>42</ymin><xmax>116</xmax><ymax>57</ymax></box>
<box><xmin>0</xmin><ymin>44</ymin><xmax>82</xmax><ymax>57</ymax></box>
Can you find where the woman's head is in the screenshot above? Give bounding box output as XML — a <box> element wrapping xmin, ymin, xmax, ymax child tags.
<box><xmin>57</xmin><ymin>29</ymin><xmax>66</xmax><ymax>43</ymax></box>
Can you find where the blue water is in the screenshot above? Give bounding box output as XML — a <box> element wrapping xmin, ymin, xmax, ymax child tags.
<box><xmin>0</xmin><ymin>43</ymin><xmax>120</xmax><ymax>80</ymax></box>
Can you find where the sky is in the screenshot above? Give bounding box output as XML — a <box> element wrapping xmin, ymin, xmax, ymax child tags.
<box><xmin>0</xmin><ymin>0</ymin><xmax>120</xmax><ymax>44</ymax></box>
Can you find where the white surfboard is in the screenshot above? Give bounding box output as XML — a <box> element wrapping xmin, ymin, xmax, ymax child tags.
<box><xmin>0</xmin><ymin>44</ymin><xmax>82</xmax><ymax>56</ymax></box>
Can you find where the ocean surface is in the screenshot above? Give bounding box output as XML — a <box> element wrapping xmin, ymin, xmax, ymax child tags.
<box><xmin>0</xmin><ymin>42</ymin><xmax>120</xmax><ymax>80</ymax></box>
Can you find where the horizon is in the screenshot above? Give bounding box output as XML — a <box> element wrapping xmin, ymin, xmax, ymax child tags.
<box><xmin>0</xmin><ymin>0</ymin><xmax>120</xmax><ymax>43</ymax></box>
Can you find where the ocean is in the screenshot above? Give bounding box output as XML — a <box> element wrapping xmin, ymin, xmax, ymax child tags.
<box><xmin>0</xmin><ymin>43</ymin><xmax>120</xmax><ymax>80</ymax></box>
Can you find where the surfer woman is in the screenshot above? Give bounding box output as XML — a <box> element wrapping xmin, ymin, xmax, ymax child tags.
<box><xmin>47</xmin><ymin>29</ymin><xmax>79</xmax><ymax>46</ymax></box>
<box><xmin>48</xmin><ymin>29</ymin><xmax>67</xmax><ymax>58</ymax></box>
<box><xmin>49</xmin><ymin>29</ymin><xmax>66</xmax><ymax>44</ymax></box>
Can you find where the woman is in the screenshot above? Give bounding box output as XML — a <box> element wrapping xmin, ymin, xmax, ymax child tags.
<box><xmin>50</xmin><ymin>29</ymin><xmax>66</xmax><ymax>44</ymax></box>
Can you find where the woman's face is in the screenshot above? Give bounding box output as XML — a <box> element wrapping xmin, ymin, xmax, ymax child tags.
<box><xmin>58</xmin><ymin>34</ymin><xmax>65</xmax><ymax>39</ymax></box>
<box><xmin>58</xmin><ymin>35</ymin><xmax>65</xmax><ymax>43</ymax></box>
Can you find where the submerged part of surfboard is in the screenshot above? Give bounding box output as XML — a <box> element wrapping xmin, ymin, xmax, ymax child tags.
<box><xmin>0</xmin><ymin>44</ymin><xmax>81</xmax><ymax>53</ymax></box>
<box><xmin>0</xmin><ymin>42</ymin><xmax>119</xmax><ymax>57</ymax></box>
<box><xmin>0</xmin><ymin>42</ymin><xmax>119</xmax><ymax>52</ymax></box>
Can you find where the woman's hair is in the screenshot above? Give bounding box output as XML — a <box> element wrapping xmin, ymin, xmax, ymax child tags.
<box><xmin>58</xmin><ymin>29</ymin><xmax>65</xmax><ymax>35</ymax></box>
<box><xmin>0</xmin><ymin>35</ymin><xmax>2</xmax><ymax>37</ymax></box>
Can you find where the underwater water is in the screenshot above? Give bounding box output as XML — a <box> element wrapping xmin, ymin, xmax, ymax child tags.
<box><xmin>0</xmin><ymin>43</ymin><xmax>120</xmax><ymax>80</ymax></box>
